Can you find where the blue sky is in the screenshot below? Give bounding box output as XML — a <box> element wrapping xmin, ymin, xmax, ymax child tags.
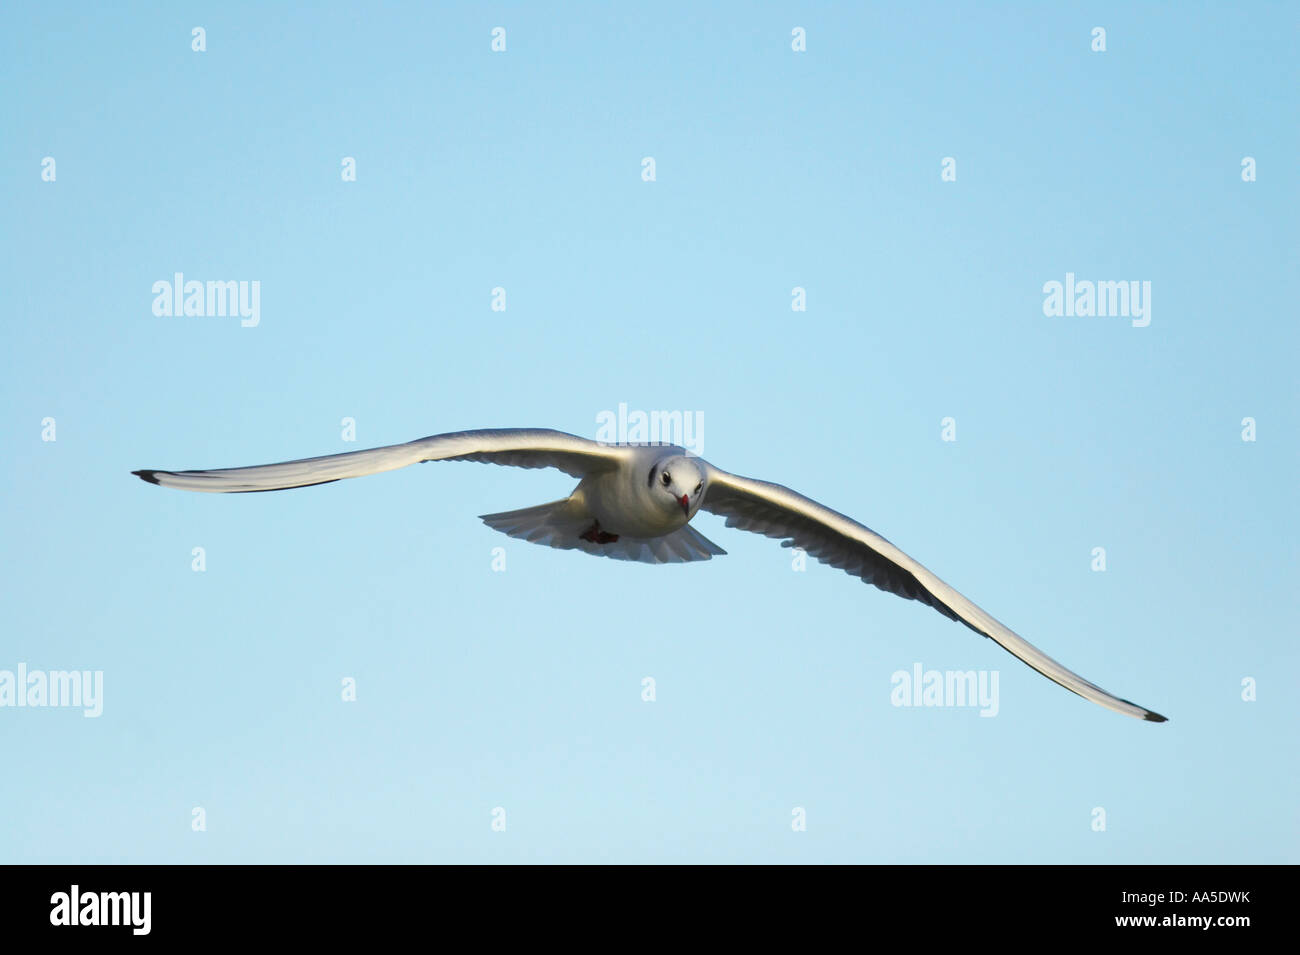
<box><xmin>1</xmin><ymin>1</ymin><xmax>1295</xmax><ymax>863</ymax></box>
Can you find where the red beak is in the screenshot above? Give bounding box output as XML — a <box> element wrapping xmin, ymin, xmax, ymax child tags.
<box><xmin>679</xmin><ymin>494</ymin><xmax>690</xmax><ymax>515</ymax></box>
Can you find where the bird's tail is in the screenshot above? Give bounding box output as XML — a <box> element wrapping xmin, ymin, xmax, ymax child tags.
<box><xmin>479</xmin><ymin>498</ymin><xmax>726</xmax><ymax>564</ymax></box>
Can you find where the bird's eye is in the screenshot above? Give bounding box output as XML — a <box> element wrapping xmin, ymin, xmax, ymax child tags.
<box><xmin>694</xmin><ymin>483</ymin><xmax>702</xmax><ymax>495</ymax></box>
<box><xmin>661</xmin><ymin>471</ymin><xmax>672</xmax><ymax>486</ymax></box>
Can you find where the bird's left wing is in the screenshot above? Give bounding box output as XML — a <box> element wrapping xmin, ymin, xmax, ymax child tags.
<box><xmin>133</xmin><ymin>428</ymin><xmax>630</xmax><ymax>493</ymax></box>
<box><xmin>700</xmin><ymin>465</ymin><xmax>1167</xmax><ymax>722</ymax></box>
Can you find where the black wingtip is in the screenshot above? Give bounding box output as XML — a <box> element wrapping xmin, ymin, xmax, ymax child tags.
<box><xmin>1144</xmin><ymin>710</ymin><xmax>1169</xmax><ymax>723</ymax></box>
<box><xmin>132</xmin><ymin>469</ymin><xmax>162</xmax><ymax>485</ymax></box>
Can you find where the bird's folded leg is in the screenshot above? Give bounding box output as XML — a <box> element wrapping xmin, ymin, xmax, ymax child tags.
<box><xmin>579</xmin><ymin>521</ymin><xmax>619</xmax><ymax>544</ymax></box>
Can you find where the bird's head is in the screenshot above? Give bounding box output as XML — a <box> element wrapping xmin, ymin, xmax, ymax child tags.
<box><xmin>649</xmin><ymin>455</ymin><xmax>706</xmax><ymax>520</ymax></box>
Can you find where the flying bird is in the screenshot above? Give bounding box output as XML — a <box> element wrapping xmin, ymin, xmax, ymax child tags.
<box><xmin>133</xmin><ymin>428</ymin><xmax>1166</xmax><ymax>722</ymax></box>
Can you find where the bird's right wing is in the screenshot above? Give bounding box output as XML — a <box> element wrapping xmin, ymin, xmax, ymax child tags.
<box><xmin>133</xmin><ymin>428</ymin><xmax>631</xmax><ymax>493</ymax></box>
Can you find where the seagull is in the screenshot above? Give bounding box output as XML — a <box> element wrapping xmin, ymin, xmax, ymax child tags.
<box><xmin>133</xmin><ymin>427</ymin><xmax>1166</xmax><ymax>722</ymax></box>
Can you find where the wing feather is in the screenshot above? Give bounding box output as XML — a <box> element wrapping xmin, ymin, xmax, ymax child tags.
<box><xmin>702</xmin><ymin>466</ymin><xmax>1166</xmax><ymax>722</ymax></box>
<box><xmin>133</xmin><ymin>428</ymin><xmax>628</xmax><ymax>493</ymax></box>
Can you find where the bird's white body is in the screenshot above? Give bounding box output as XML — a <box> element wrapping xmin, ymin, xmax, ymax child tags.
<box><xmin>133</xmin><ymin>427</ymin><xmax>1167</xmax><ymax>722</ymax></box>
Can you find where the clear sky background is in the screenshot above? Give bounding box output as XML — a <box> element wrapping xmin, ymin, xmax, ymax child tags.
<box><xmin>1</xmin><ymin>2</ymin><xmax>1295</xmax><ymax>863</ymax></box>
